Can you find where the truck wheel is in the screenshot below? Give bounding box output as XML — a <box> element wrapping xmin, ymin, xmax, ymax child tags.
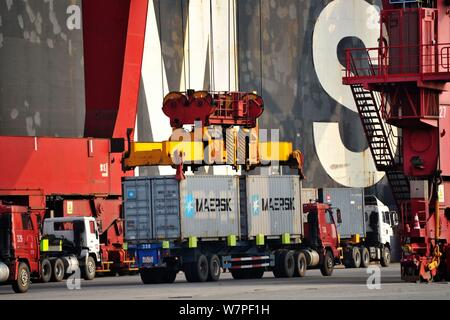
<box><xmin>51</xmin><ymin>258</ymin><xmax>65</xmax><ymax>282</ymax></box>
<box><xmin>293</xmin><ymin>251</ymin><xmax>307</xmax><ymax>277</ymax></box>
<box><xmin>249</xmin><ymin>268</ymin><xmax>265</xmax><ymax>279</ymax></box>
<box><xmin>163</xmin><ymin>270</ymin><xmax>178</xmax><ymax>283</ymax></box>
<box><xmin>40</xmin><ymin>259</ymin><xmax>52</xmax><ymax>283</ymax></box>
<box><xmin>320</xmin><ymin>250</ymin><xmax>334</xmax><ymax>277</ymax></box>
<box><xmin>360</xmin><ymin>247</ymin><xmax>370</xmax><ymax>268</ymax></box>
<box><xmin>184</xmin><ymin>254</ymin><xmax>209</xmax><ymax>283</ymax></box>
<box><xmin>380</xmin><ymin>247</ymin><xmax>391</xmax><ymax>267</ymax></box>
<box><xmin>273</xmin><ymin>249</ymin><xmax>295</xmax><ymax>278</ymax></box>
<box><xmin>207</xmin><ymin>255</ymin><xmax>221</xmax><ymax>282</ymax></box>
<box><xmin>140</xmin><ymin>268</ymin><xmax>163</xmax><ymax>284</ymax></box>
<box><xmin>12</xmin><ymin>262</ymin><xmax>30</xmax><ymax>293</ymax></box>
<box><xmin>230</xmin><ymin>269</ymin><xmax>246</xmax><ymax>280</ymax></box>
<box><xmin>350</xmin><ymin>247</ymin><xmax>361</xmax><ymax>268</ymax></box>
<box><xmin>343</xmin><ymin>248</ymin><xmax>352</xmax><ymax>268</ymax></box>
<box><xmin>82</xmin><ymin>256</ymin><xmax>96</xmax><ymax>280</ymax></box>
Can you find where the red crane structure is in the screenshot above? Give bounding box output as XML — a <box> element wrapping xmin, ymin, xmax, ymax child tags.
<box><xmin>0</xmin><ymin>0</ymin><xmax>149</xmax><ymax>274</ymax></box>
<box><xmin>343</xmin><ymin>0</ymin><xmax>450</xmax><ymax>281</ymax></box>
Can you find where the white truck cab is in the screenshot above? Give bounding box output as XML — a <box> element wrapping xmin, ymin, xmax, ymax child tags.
<box><xmin>43</xmin><ymin>217</ymin><xmax>101</xmax><ymax>263</ymax></box>
<box><xmin>364</xmin><ymin>195</ymin><xmax>398</xmax><ymax>247</ymax></box>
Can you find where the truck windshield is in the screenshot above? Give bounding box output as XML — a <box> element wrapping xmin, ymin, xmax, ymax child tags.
<box><xmin>0</xmin><ymin>214</ymin><xmax>11</xmax><ymax>258</ymax></box>
<box><xmin>54</xmin><ymin>222</ymin><xmax>74</xmax><ymax>230</ymax></box>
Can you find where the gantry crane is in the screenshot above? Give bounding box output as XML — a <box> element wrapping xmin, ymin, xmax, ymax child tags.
<box><xmin>343</xmin><ymin>0</ymin><xmax>450</xmax><ymax>281</ymax></box>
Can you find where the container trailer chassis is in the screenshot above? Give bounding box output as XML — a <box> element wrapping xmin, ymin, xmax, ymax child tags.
<box><xmin>129</xmin><ymin>203</ymin><xmax>340</xmax><ymax>284</ymax></box>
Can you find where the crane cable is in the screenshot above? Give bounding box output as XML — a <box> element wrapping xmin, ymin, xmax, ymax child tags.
<box><xmin>233</xmin><ymin>0</ymin><xmax>238</xmax><ymax>90</ymax></box>
<box><xmin>259</xmin><ymin>0</ymin><xmax>263</xmax><ymax>97</ymax></box>
<box><xmin>187</xmin><ymin>0</ymin><xmax>191</xmax><ymax>90</ymax></box>
<box><xmin>157</xmin><ymin>0</ymin><xmax>165</xmax><ymax>101</ymax></box>
<box><xmin>228</xmin><ymin>0</ymin><xmax>231</xmax><ymax>92</ymax></box>
<box><xmin>209</xmin><ymin>0</ymin><xmax>215</xmax><ymax>92</ymax></box>
<box><xmin>181</xmin><ymin>0</ymin><xmax>187</xmax><ymax>92</ymax></box>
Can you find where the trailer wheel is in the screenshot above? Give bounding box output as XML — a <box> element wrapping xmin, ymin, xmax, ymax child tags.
<box><xmin>273</xmin><ymin>250</ymin><xmax>295</xmax><ymax>278</ymax></box>
<box><xmin>51</xmin><ymin>258</ymin><xmax>65</xmax><ymax>282</ymax></box>
<box><xmin>40</xmin><ymin>259</ymin><xmax>52</xmax><ymax>283</ymax></box>
<box><xmin>249</xmin><ymin>268</ymin><xmax>265</xmax><ymax>279</ymax></box>
<box><xmin>82</xmin><ymin>256</ymin><xmax>96</xmax><ymax>280</ymax></box>
<box><xmin>140</xmin><ymin>268</ymin><xmax>163</xmax><ymax>284</ymax></box>
<box><xmin>293</xmin><ymin>251</ymin><xmax>307</xmax><ymax>277</ymax></box>
<box><xmin>230</xmin><ymin>269</ymin><xmax>247</xmax><ymax>280</ymax></box>
<box><xmin>350</xmin><ymin>247</ymin><xmax>361</xmax><ymax>268</ymax></box>
<box><xmin>184</xmin><ymin>254</ymin><xmax>209</xmax><ymax>283</ymax></box>
<box><xmin>163</xmin><ymin>270</ymin><xmax>178</xmax><ymax>283</ymax></box>
<box><xmin>230</xmin><ymin>269</ymin><xmax>244</xmax><ymax>280</ymax></box>
<box><xmin>343</xmin><ymin>248</ymin><xmax>352</xmax><ymax>268</ymax></box>
<box><xmin>380</xmin><ymin>247</ymin><xmax>391</xmax><ymax>267</ymax></box>
<box><xmin>360</xmin><ymin>247</ymin><xmax>370</xmax><ymax>268</ymax></box>
<box><xmin>12</xmin><ymin>262</ymin><xmax>30</xmax><ymax>293</ymax></box>
<box><xmin>320</xmin><ymin>250</ymin><xmax>334</xmax><ymax>277</ymax></box>
<box><xmin>207</xmin><ymin>255</ymin><xmax>221</xmax><ymax>282</ymax></box>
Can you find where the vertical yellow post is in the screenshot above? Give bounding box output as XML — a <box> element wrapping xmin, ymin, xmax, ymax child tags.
<box><xmin>282</xmin><ymin>233</ymin><xmax>291</xmax><ymax>245</ymax></box>
<box><xmin>256</xmin><ymin>234</ymin><xmax>265</xmax><ymax>246</ymax></box>
<box><xmin>188</xmin><ymin>236</ymin><xmax>198</xmax><ymax>248</ymax></box>
<box><xmin>227</xmin><ymin>235</ymin><xmax>237</xmax><ymax>247</ymax></box>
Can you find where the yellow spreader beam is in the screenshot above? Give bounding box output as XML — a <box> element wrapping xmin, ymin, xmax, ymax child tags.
<box><xmin>123</xmin><ymin>140</ymin><xmax>303</xmax><ymax>176</ymax></box>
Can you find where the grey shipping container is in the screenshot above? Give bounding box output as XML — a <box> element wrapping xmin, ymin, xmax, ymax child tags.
<box><xmin>318</xmin><ymin>188</ymin><xmax>365</xmax><ymax>239</ymax></box>
<box><xmin>179</xmin><ymin>176</ymin><xmax>239</xmax><ymax>238</ymax></box>
<box><xmin>123</xmin><ymin>177</ymin><xmax>153</xmax><ymax>242</ymax></box>
<box><xmin>241</xmin><ymin>176</ymin><xmax>303</xmax><ymax>237</ymax></box>
<box><xmin>301</xmin><ymin>188</ymin><xmax>318</xmax><ymax>205</ymax></box>
<box><xmin>123</xmin><ymin>176</ymin><xmax>240</xmax><ymax>242</ymax></box>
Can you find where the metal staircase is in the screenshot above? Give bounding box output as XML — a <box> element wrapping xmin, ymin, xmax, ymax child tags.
<box><xmin>350</xmin><ymin>83</ymin><xmax>410</xmax><ymax>209</ymax></box>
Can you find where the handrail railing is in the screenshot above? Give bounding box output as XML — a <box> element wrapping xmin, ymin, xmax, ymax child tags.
<box><xmin>343</xmin><ymin>42</ymin><xmax>450</xmax><ymax>81</ymax></box>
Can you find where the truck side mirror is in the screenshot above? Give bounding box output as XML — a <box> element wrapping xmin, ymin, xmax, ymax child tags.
<box><xmin>336</xmin><ymin>209</ymin><xmax>342</xmax><ymax>224</ymax></box>
<box><xmin>390</xmin><ymin>211</ymin><xmax>399</xmax><ymax>226</ymax></box>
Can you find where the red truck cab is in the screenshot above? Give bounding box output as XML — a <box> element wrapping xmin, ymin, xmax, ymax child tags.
<box><xmin>0</xmin><ymin>204</ymin><xmax>41</xmax><ymax>293</ymax></box>
<box><xmin>303</xmin><ymin>203</ymin><xmax>340</xmax><ymax>275</ymax></box>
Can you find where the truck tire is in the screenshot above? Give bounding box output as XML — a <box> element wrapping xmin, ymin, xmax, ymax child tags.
<box><xmin>320</xmin><ymin>250</ymin><xmax>334</xmax><ymax>277</ymax></box>
<box><xmin>230</xmin><ymin>269</ymin><xmax>248</xmax><ymax>280</ymax></box>
<box><xmin>343</xmin><ymin>259</ymin><xmax>353</xmax><ymax>268</ymax></box>
<box><xmin>140</xmin><ymin>268</ymin><xmax>163</xmax><ymax>284</ymax></box>
<box><xmin>162</xmin><ymin>270</ymin><xmax>178</xmax><ymax>283</ymax></box>
<box><xmin>342</xmin><ymin>247</ymin><xmax>353</xmax><ymax>268</ymax></box>
<box><xmin>249</xmin><ymin>268</ymin><xmax>265</xmax><ymax>279</ymax></box>
<box><xmin>230</xmin><ymin>268</ymin><xmax>264</xmax><ymax>279</ymax></box>
<box><xmin>40</xmin><ymin>259</ymin><xmax>52</xmax><ymax>283</ymax></box>
<box><xmin>360</xmin><ymin>247</ymin><xmax>370</xmax><ymax>268</ymax></box>
<box><xmin>51</xmin><ymin>258</ymin><xmax>65</xmax><ymax>282</ymax></box>
<box><xmin>380</xmin><ymin>247</ymin><xmax>391</xmax><ymax>267</ymax></box>
<box><xmin>12</xmin><ymin>262</ymin><xmax>30</xmax><ymax>293</ymax></box>
<box><xmin>350</xmin><ymin>247</ymin><xmax>361</xmax><ymax>268</ymax></box>
<box><xmin>207</xmin><ymin>255</ymin><xmax>221</xmax><ymax>282</ymax></box>
<box><xmin>272</xmin><ymin>250</ymin><xmax>283</xmax><ymax>278</ymax></box>
<box><xmin>293</xmin><ymin>251</ymin><xmax>307</xmax><ymax>277</ymax></box>
<box><xmin>184</xmin><ymin>254</ymin><xmax>209</xmax><ymax>283</ymax></box>
<box><xmin>273</xmin><ymin>249</ymin><xmax>295</xmax><ymax>278</ymax></box>
<box><xmin>82</xmin><ymin>256</ymin><xmax>96</xmax><ymax>280</ymax></box>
